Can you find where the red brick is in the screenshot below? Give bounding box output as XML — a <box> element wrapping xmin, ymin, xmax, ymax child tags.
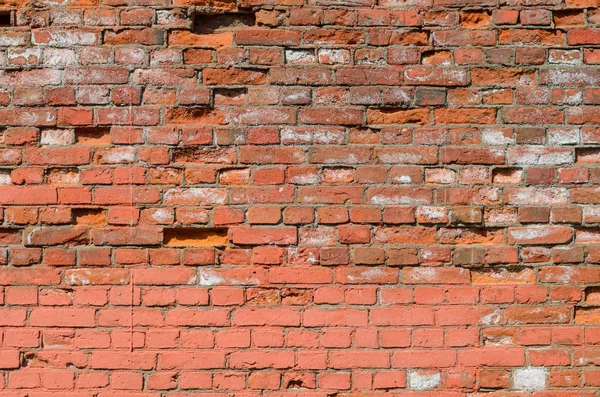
<box><xmin>30</xmin><ymin>308</ymin><xmax>96</xmax><ymax>327</ymax></box>
<box><xmin>104</xmin><ymin>29</ymin><xmax>163</xmax><ymax>45</ymax></box>
<box><xmin>229</xmin><ymin>226</ymin><xmax>297</xmax><ymax>245</ymax></box>
<box><xmin>0</xmin><ymin>350</ymin><xmax>20</xmax><ymax>369</ymax></box>
<box><xmin>508</xmin><ymin>226</ymin><xmax>573</xmax><ymax>245</ymax></box>
<box><xmin>0</xmin><ymin>0</ymin><xmax>598</xmax><ymax>391</ymax></box>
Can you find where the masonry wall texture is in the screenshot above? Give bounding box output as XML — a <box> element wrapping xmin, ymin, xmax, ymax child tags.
<box><xmin>1</xmin><ymin>0</ymin><xmax>600</xmax><ymax>395</ymax></box>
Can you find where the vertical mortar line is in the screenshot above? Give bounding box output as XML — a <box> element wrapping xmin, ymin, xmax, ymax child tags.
<box><xmin>129</xmin><ymin>76</ymin><xmax>134</xmax><ymax>353</ymax></box>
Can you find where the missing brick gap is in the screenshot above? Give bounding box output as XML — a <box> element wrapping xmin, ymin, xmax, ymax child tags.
<box><xmin>585</xmin><ymin>286</ymin><xmax>600</xmax><ymax>304</ymax></box>
<box><xmin>73</xmin><ymin>208</ymin><xmax>106</xmax><ymax>226</ymax></box>
<box><xmin>553</xmin><ymin>9</ymin><xmax>582</xmax><ymax>22</ymax></box>
<box><xmin>0</xmin><ymin>10</ymin><xmax>13</xmax><ymax>27</ymax></box>
<box><xmin>75</xmin><ymin>127</ymin><xmax>111</xmax><ymax>146</ymax></box>
<box><xmin>47</xmin><ymin>168</ymin><xmax>80</xmax><ymax>186</ymax></box>
<box><xmin>575</xmin><ymin>306</ymin><xmax>600</xmax><ymax>324</ymax></box>
<box><xmin>0</xmin><ymin>228</ymin><xmax>21</xmax><ymax>245</ymax></box>
<box><xmin>193</xmin><ymin>11</ymin><xmax>255</xmax><ymax>34</ymax></box>
<box><xmin>164</xmin><ymin>227</ymin><xmax>228</xmax><ymax>247</ymax></box>
<box><xmin>214</xmin><ymin>88</ymin><xmax>248</xmax><ymax>98</ymax></box>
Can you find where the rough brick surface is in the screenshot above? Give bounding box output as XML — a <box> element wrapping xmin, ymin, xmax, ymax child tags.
<box><xmin>0</xmin><ymin>0</ymin><xmax>600</xmax><ymax>395</ymax></box>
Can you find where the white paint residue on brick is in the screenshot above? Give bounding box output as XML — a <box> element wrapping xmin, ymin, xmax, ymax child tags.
<box><xmin>318</xmin><ymin>49</ymin><xmax>348</xmax><ymax>64</ymax></box>
<box><xmin>538</xmin><ymin>151</ymin><xmax>574</xmax><ymax>165</ymax></box>
<box><xmin>378</xmin><ymin>151</ymin><xmax>425</xmax><ymax>164</ymax></box>
<box><xmin>513</xmin><ymin>367</ymin><xmax>547</xmax><ymax>391</ymax></box>
<box><xmin>417</xmin><ymin>206</ymin><xmax>446</xmax><ymax>221</ymax></box>
<box><xmin>281</xmin><ymin>127</ymin><xmax>312</xmax><ymax>144</ymax></box>
<box><xmin>346</xmin><ymin>268</ymin><xmax>384</xmax><ymax>282</ymax></box>
<box><xmin>392</xmin><ymin>175</ymin><xmax>413</xmax><ymax>184</ymax></box>
<box><xmin>370</xmin><ymin>194</ymin><xmax>429</xmax><ymax>205</ymax></box>
<box><xmin>198</xmin><ymin>270</ymin><xmax>259</xmax><ymax>286</ymax></box>
<box><xmin>509</xmin><ymin>227</ymin><xmax>554</xmax><ymax>241</ymax></box>
<box><xmin>0</xmin><ymin>170</ymin><xmax>11</xmax><ymax>185</ymax></box>
<box><xmin>44</xmin><ymin>48</ymin><xmax>77</xmax><ymax>66</ymax></box>
<box><xmin>420</xmin><ymin>249</ymin><xmax>434</xmax><ymax>261</ymax></box>
<box><xmin>425</xmin><ymin>168</ymin><xmax>455</xmax><ymax>184</ymax></box>
<box><xmin>198</xmin><ymin>270</ymin><xmax>224</xmax><ymax>286</ymax></box>
<box><xmin>411</xmin><ymin>267</ymin><xmax>436</xmax><ymax>281</ymax></box>
<box><xmin>289</xmin><ymin>173</ymin><xmax>319</xmax><ymax>185</ymax></box>
<box><xmin>314</xmin><ymin>129</ymin><xmax>344</xmax><ymax>145</ymax></box>
<box><xmin>101</xmin><ymin>147</ymin><xmax>135</xmax><ymax>164</ymax></box>
<box><xmin>409</xmin><ymin>371</ymin><xmax>441</xmax><ymax>390</ymax></box>
<box><xmin>41</xmin><ymin>129</ymin><xmax>74</xmax><ymax>146</ymax></box>
<box><xmin>306</xmin><ymin>252</ymin><xmax>318</xmax><ymax>264</ymax></box>
<box><xmin>480</xmin><ymin>308</ymin><xmax>502</xmax><ymax>325</ymax></box>
<box><xmin>544</xmin><ymin>69</ymin><xmax>598</xmax><ymax>85</ymax></box>
<box><xmin>164</xmin><ymin>188</ymin><xmax>227</xmax><ymax>205</ymax></box>
<box><xmin>548</xmin><ymin>127</ymin><xmax>579</xmax><ymax>145</ymax></box>
<box><xmin>26</xmin><ymin>227</ymin><xmax>41</xmax><ymax>246</ymax></box>
<box><xmin>510</xmin><ymin>188</ymin><xmax>568</xmax><ymax>205</ymax></box>
<box><xmin>187</xmin><ymin>274</ymin><xmax>198</xmax><ymax>285</ymax></box>
<box><xmin>551</xmin><ymin>266</ymin><xmax>575</xmax><ymax>284</ymax></box>
<box><xmin>68</xmin><ymin>269</ymin><xmax>91</xmax><ymax>286</ymax></box>
<box><xmin>8</xmin><ymin>48</ymin><xmax>41</xmax><ymax>63</ymax></box>
<box><xmin>481</xmin><ymin>128</ymin><xmax>515</xmax><ymax>145</ymax></box>
<box><xmin>285</xmin><ymin>49</ymin><xmax>315</xmax><ymax>64</ymax></box>
<box><xmin>150</xmin><ymin>209</ymin><xmax>172</xmax><ymax>223</ymax></box>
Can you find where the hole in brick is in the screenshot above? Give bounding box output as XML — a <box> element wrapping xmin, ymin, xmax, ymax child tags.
<box><xmin>24</xmin><ymin>351</ymin><xmax>70</xmax><ymax>368</ymax></box>
<box><xmin>0</xmin><ymin>169</ymin><xmax>11</xmax><ymax>184</ymax></box>
<box><xmin>576</xmin><ymin>147</ymin><xmax>600</xmax><ymax>163</ymax></box>
<box><xmin>0</xmin><ymin>11</ymin><xmax>13</xmax><ymax>27</ymax></box>
<box><xmin>286</xmin><ymin>379</ymin><xmax>304</xmax><ymax>389</ymax></box>
<box><xmin>164</xmin><ymin>227</ymin><xmax>228</xmax><ymax>247</ymax></box>
<box><xmin>421</xmin><ymin>50</ymin><xmax>451</xmax><ymax>65</ymax></box>
<box><xmin>193</xmin><ymin>12</ymin><xmax>255</xmax><ymax>34</ymax></box>
<box><xmin>0</xmin><ymin>228</ymin><xmax>21</xmax><ymax>245</ymax></box>
<box><xmin>585</xmin><ymin>286</ymin><xmax>600</xmax><ymax>304</ymax></box>
<box><xmin>23</xmin><ymin>352</ymin><xmax>35</xmax><ymax>367</ymax></box>
<box><xmin>492</xmin><ymin>167</ymin><xmax>522</xmax><ymax>184</ymax></box>
<box><xmin>323</xmin><ymin>167</ymin><xmax>354</xmax><ymax>183</ymax></box>
<box><xmin>553</xmin><ymin>9</ymin><xmax>583</xmax><ymax>24</ymax></box>
<box><xmin>214</xmin><ymin>88</ymin><xmax>247</xmax><ymax>106</ymax></box>
<box><xmin>282</xmin><ymin>288</ymin><xmax>311</xmax><ymax>305</ymax></box>
<box><xmin>575</xmin><ymin>306</ymin><xmax>600</xmax><ymax>324</ymax></box>
<box><xmin>459</xmin><ymin>10</ymin><xmax>491</xmax><ymax>28</ymax></box>
<box><xmin>173</xmin><ymin>146</ymin><xmax>233</xmax><ymax>163</ymax></box>
<box><xmin>73</xmin><ymin>208</ymin><xmax>106</xmax><ymax>226</ymax></box>
<box><xmin>246</xmin><ymin>288</ymin><xmax>281</xmax><ymax>305</ymax></box>
<box><xmin>47</xmin><ymin>168</ymin><xmax>79</xmax><ymax>185</ymax></box>
<box><xmin>75</xmin><ymin>127</ymin><xmax>111</xmax><ymax>146</ymax></box>
<box><xmin>164</xmin><ymin>107</ymin><xmax>224</xmax><ymax>124</ymax></box>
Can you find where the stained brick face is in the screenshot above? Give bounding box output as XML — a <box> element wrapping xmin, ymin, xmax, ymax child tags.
<box><xmin>0</xmin><ymin>0</ymin><xmax>599</xmax><ymax>394</ymax></box>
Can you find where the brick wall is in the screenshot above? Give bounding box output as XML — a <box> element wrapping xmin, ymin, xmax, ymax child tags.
<box><xmin>0</xmin><ymin>0</ymin><xmax>599</xmax><ymax>394</ymax></box>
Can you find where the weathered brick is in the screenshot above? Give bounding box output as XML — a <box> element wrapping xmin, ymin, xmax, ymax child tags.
<box><xmin>0</xmin><ymin>0</ymin><xmax>597</xmax><ymax>392</ymax></box>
